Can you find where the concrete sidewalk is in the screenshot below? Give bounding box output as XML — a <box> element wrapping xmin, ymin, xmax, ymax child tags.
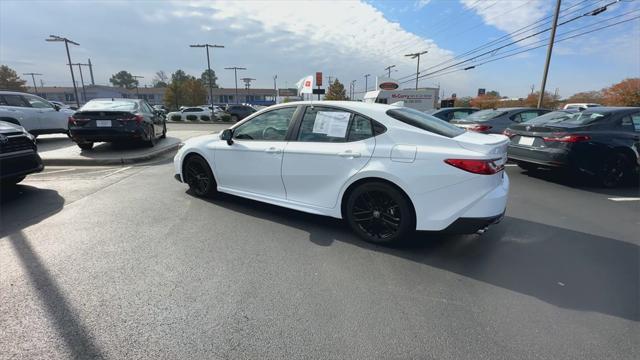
<box><xmin>37</xmin><ymin>129</ymin><xmax>215</xmax><ymax>166</ymax></box>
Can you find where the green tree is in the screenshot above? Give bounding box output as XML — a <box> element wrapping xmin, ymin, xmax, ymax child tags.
<box><xmin>324</xmin><ymin>79</ymin><xmax>347</xmax><ymax>100</ymax></box>
<box><xmin>200</xmin><ymin>69</ymin><xmax>218</xmax><ymax>88</ymax></box>
<box><xmin>486</xmin><ymin>90</ymin><xmax>500</xmax><ymax>97</ymax></box>
<box><xmin>164</xmin><ymin>70</ymin><xmax>205</xmax><ymax>109</ymax></box>
<box><xmin>109</xmin><ymin>70</ymin><xmax>138</xmax><ymax>89</ymax></box>
<box><xmin>524</xmin><ymin>91</ymin><xmax>560</xmax><ymax>109</ymax></box>
<box><xmin>454</xmin><ymin>96</ymin><xmax>472</xmax><ymax>107</ymax></box>
<box><xmin>182</xmin><ymin>78</ymin><xmax>207</xmax><ymax>106</ymax></box>
<box><xmin>171</xmin><ymin>69</ymin><xmax>192</xmax><ymax>83</ymax></box>
<box><xmin>0</xmin><ymin>65</ymin><xmax>28</xmax><ymax>92</ymax></box>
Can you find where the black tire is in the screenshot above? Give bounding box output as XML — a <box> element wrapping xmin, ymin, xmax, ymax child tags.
<box><xmin>1</xmin><ymin>176</ymin><xmax>26</xmax><ymax>187</ymax></box>
<box><xmin>160</xmin><ymin>122</ymin><xmax>167</xmax><ymax>139</ymax></box>
<box><xmin>345</xmin><ymin>182</ymin><xmax>415</xmax><ymax>244</ymax></box>
<box><xmin>231</xmin><ymin>115</ymin><xmax>239</xmax><ymax>122</ymax></box>
<box><xmin>517</xmin><ymin>161</ymin><xmax>538</xmax><ymax>171</ymax></box>
<box><xmin>77</xmin><ymin>142</ymin><xmax>94</xmax><ymax>150</ymax></box>
<box><xmin>183</xmin><ymin>155</ymin><xmax>217</xmax><ymax>197</ymax></box>
<box><xmin>145</xmin><ymin>125</ymin><xmax>157</xmax><ymax>147</ymax></box>
<box><xmin>598</xmin><ymin>152</ymin><xmax>631</xmax><ymax>188</ymax></box>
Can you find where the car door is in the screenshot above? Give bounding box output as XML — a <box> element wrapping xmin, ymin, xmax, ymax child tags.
<box><xmin>141</xmin><ymin>101</ymin><xmax>160</xmax><ymax>135</ymax></box>
<box><xmin>214</xmin><ymin>106</ymin><xmax>298</xmax><ymax>199</ymax></box>
<box><xmin>0</xmin><ymin>94</ymin><xmax>39</xmax><ymax>131</ymax></box>
<box><xmin>281</xmin><ymin>106</ymin><xmax>376</xmax><ymax>209</ymax></box>
<box><xmin>22</xmin><ymin>94</ymin><xmax>66</xmax><ymax>131</ymax></box>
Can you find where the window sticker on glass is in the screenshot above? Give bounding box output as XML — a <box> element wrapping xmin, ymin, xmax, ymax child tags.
<box><xmin>313</xmin><ymin>111</ymin><xmax>351</xmax><ymax>138</ymax></box>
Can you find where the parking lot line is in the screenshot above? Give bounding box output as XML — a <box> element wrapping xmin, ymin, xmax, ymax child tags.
<box><xmin>607</xmin><ymin>197</ymin><xmax>640</xmax><ymax>202</ymax></box>
<box><xmin>30</xmin><ymin>168</ymin><xmax>76</xmax><ymax>176</ymax></box>
<box><xmin>103</xmin><ymin>166</ymin><xmax>132</xmax><ymax>178</ymax></box>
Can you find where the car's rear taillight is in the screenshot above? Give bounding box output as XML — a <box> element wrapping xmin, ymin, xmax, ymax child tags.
<box><xmin>468</xmin><ymin>124</ymin><xmax>492</xmax><ymax>132</ymax></box>
<box><xmin>445</xmin><ymin>158</ymin><xmax>503</xmax><ymax>175</ymax></box>
<box><xmin>68</xmin><ymin>116</ymin><xmax>88</xmax><ymax>125</ymax></box>
<box><xmin>502</xmin><ymin>129</ymin><xmax>515</xmax><ymax>138</ymax></box>
<box><xmin>543</xmin><ymin>134</ymin><xmax>591</xmax><ymax>143</ymax></box>
<box><xmin>117</xmin><ymin>114</ymin><xmax>144</xmax><ymax>124</ymax></box>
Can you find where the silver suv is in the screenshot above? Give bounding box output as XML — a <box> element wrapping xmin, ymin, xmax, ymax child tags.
<box><xmin>0</xmin><ymin>91</ymin><xmax>74</xmax><ymax>136</ymax></box>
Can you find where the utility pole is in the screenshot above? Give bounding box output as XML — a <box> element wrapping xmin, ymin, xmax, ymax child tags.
<box><xmin>537</xmin><ymin>0</ymin><xmax>561</xmax><ymax>108</ymax></box>
<box><xmin>364</xmin><ymin>74</ymin><xmax>370</xmax><ymax>93</ymax></box>
<box><xmin>327</xmin><ymin>76</ymin><xmax>333</xmax><ymax>86</ymax></box>
<box><xmin>45</xmin><ymin>35</ymin><xmax>80</xmax><ymax>108</ymax></box>
<box><xmin>350</xmin><ymin>80</ymin><xmax>357</xmax><ymax>100</ymax></box>
<box><xmin>404</xmin><ymin>50</ymin><xmax>428</xmax><ymax>90</ymax></box>
<box><xmin>68</xmin><ymin>63</ymin><xmax>88</xmax><ymax>103</ymax></box>
<box><xmin>23</xmin><ymin>72</ymin><xmax>43</xmax><ymax>94</ymax></box>
<box><xmin>273</xmin><ymin>75</ymin><xmax>278</xmax><ymax>105</ymax></box>
<box><xmin>132</xmin><ymin>75</ymin><xmax>144</xmax><ymax>99</ymax></box>
<box><xmin>241</xmin><ymin>78</ymin><xmax>255</xmax><ymax>104</ymax></box>
<box><xmin>88</xmin><ymin>58</ymin><xmax>95</xmax><ymax>85</ymax></box>
<box><xmin>384</xmin><ymin>65</ymin><xmax>396</xmax><ymax>78</ymax></box>
<box><xmin>190</xmin><ymin>43</ymin><xmax>224</xmax><ymax>112</ymax></box>
<box><xmin>224</xmin><ymin>66</ymin><xmax>246</xmax><ymax>104</ymax></box>
<box><xmin>530</xmin><ymin>84</ymin><xmax>535</xmax><ymax>95</ymax></box>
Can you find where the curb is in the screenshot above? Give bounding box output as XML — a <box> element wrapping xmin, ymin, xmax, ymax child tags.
<box><xmin>42</xmin><ymin>142</ymin><xmax>181</xmax><ymax>166</ymax></box>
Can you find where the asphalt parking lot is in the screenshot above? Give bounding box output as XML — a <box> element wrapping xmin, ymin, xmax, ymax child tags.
<box><xmin>0</xmin><ymin>160</ymin><xmax>638</xmax><ymax>359</ymax></box>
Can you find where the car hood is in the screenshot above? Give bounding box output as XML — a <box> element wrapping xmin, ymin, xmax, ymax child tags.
<box><xmin>0</xmin><ymin>120</ymin><xmax>25</xmax><ymax>133</ymax></box>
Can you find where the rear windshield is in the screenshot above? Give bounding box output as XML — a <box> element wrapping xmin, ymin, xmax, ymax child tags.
<box><xmin>386</xmin><ymin>107</ymin><xmax>464</xmax><ymax>138</ymax></box>
<box><xmin>524</xmin><ymin>111</ymin><xmax>573</xmax><ymax>125</ymax></box>
<box><xmin>81</xmin><ymin>100</ymin><xmax>138</xmax><ymax>111</ymax></box>
<box><xmin>464</xmin><ymin>109</ymin><xmax>505</xmax><ymax>122</ymax></box>
<box><xmin>560</xmin><ymin>111</ymin><xmax>610</xmax><ymax>125</ymax></box>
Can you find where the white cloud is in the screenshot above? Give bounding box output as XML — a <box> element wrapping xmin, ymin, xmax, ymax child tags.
<box><xmin>415</xmin><ymin>0</ymin><xmax>432</xmax><ymax>10</ymax></box>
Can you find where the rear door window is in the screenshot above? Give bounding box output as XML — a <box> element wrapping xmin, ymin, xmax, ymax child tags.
<box><xmin>386</xmin><ymin>107</ymin><xmax>464</xmax><ymax>138</ymax></box>
<box><xmin>0</xmin><ymin>94</ymin><xmax>29</xmax><ymax>107</ymax></box>
<box><xmin>347</xmin><ymin>115</ymin><xmax>374</xmax><ymax>142</ymax></box>
<box><xmin>297</xmin><ymin>107</ymin><xmax>353</xmax><ymax>143</ymax></box>
<box><xmin>513</xmin><ymin>111</ymin><xmax>540</xmax><ymax>123</ymax></box>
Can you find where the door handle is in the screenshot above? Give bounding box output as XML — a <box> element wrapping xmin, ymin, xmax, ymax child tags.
<box><xmin>338</xmin><ymin>150</ymin><xmax>361</xmax><ymax>158</ymax></box>
<box><xmin>265</xmin><ymin>147</ymin><xmax>282</xmax><ymax>154</ymax></box>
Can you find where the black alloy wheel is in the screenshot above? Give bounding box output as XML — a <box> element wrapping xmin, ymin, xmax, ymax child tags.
<box><xmin>599</xmin><ymin>153</ymin><xmax>629</xmax><ymax>188</ymax></box>
<box><xmin>184</xmin><ymin>155</ymin><xmax>217</xmax><ymax>197</ymax></box>
<box><xmin>146</xmin><ymin>124</ymin><xmax>157</xmax><ymax>147</ymax></box>
<box><xmin>346</xmin><ymin>182</ymin><xmax>414</xmax><ymax>244</ymax></box>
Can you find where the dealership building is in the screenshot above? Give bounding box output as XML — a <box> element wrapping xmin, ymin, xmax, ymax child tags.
<box><xmin>28</xmin><ymin>85</ymin><xmax>298</xmax><ymax>107</ymax></box>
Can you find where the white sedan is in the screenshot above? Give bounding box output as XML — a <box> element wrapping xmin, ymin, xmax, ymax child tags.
<box><xmin>174</xmin><ymin>101</ymin><xmax>509</xmax><ymax>244</ymax></box>
<box><xmin>166</xmin><ymin>107</ymin><xmax>212</xmax><ymax>121</ymax></box>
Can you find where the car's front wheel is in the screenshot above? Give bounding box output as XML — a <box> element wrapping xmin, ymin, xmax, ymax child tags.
<box><xmin>345</xmin><ymin>182</ymin><xmax>415</xmax><ymax>244</ymax></box>
<box><xmin>599</xmin><ymin>152</ymin><xmax>631</xmax><ymax>188</ymax></box>
<box><xmin>160</xmin><ymin>123</ymin><xmax>167</xmax><ymax>139</ymax></box>
<box><xmin>77</xmin><ymin>142</ymin><xmax>94</xmax><ymax>150</ymax></box>
<box><xmin>183</xmin><ymin>155</ymin><xmax>217</xmax><ymax>197</ymax></box>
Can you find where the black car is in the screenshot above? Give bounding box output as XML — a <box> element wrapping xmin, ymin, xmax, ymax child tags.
<box><xmin>0</xmin><ymin>120</ymin><xmax>43</xmax><ymax>186</ymax></box>
<box><xmin>450</xmin><ymin>107</ymin><xmax>550</xmax><ymax>134</ymax></box>
<box><xmin>506</xmin><ymin>107</ymin><xmax>640</xmax><ymax>187</ymax></box>
<box><xmin>225</xmin><ymin>104</ymin><xmax>256</xmax><ymax>121</ymax></box>
<box><xmin>68</xmin><ymin>99</ymin><xmax>166</xmax><ymax>150</ymax></box>
<box><xmin>427</xmin><ymin>107</ymin><xmax>479</xmax><ymax>121</ymax></box>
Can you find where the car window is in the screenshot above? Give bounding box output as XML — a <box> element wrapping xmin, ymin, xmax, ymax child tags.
<box><xmin>452</xmin><ymin>111</ymin><xmax>471</xmax><ymax>119</ymax></box>
<box><xmin>513</xmin><ymin>111</ymin><xmax>541</xmax><ymax>123</ymax></box>
<box><xmin>464</xmin><ymin>109</ymin><xmax>505</xmax><ymax>122</ymax></box>
<box><xmin>0</xmin><ymin>94</ymin><xmax>29</xmax><ymax>107</ymax></box>
<box><xmin>348</xmin><ymin>115</ymin><xmax>374</xmax><ymax>142</ymax></box>
<box><xmin>233</xmin><ymin>107</ymin><xmax>296</xmax><ymax>141</ymax></box>
<box><xmin>386</xmin><ymin>107</ymin><xmax>465</xmax><ymax>138</ymax></box>
<box><xmin>23</xmin><ymin>95</ymin><xmax>53</xmax><ymax>109</ymax></box>
<box><xmin>561</xmin><ymin>111</ymin><xmax>610</xmax><ymax>125</ymax></box>
<box><xmin>297</xmin><ymin>107</ymin><xmax>353</xmax><ymax>142</ymax></box>
<box><xmin>524</xmin><ymin>111</ymin><xmax>573</xmax><ymax>125</ymax></box>
<box><xmin>183</xmin><ymin>108</ymin><xmax>201</xmax><ymax>112</ymax></box>
<box><xmin>81</xmin><ymin>100</ymin><xmax>138</xmax><ymax>111</ymax></box>
<box><xmin>630</xmin><ymin>113</ymin><xmax>640</xmax><ymax>132</ymax></box>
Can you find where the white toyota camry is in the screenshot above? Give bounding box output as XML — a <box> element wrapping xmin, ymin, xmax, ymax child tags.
<box><xmin>174</xmin><ymin>101</ymin><xmax>509</xmax><ymax>244</ymax></box>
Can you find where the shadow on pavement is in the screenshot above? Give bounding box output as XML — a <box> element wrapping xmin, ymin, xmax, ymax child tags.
<box><xmin>519</xmin><ymin>167</ymin><xmax>640</xmax><ymax>197</ymax></box>
<box><xmin>8</xmin><ymin>231</ymin><xmax>104</xmax><ymax>359</ymax></box>
<box><xmin>1</xmin><ymin>185</ymin><xmax>65</xmax><ymax>238</ymax></box>
<box><xmin>198</xmin><ymin>191</ymin><xmax>639</xmax><ymax>322</ymax></box>
<box><xmin>35</xmin><ymin>135</ymin><xmax>74</xmax><ymax>152</ymax></box>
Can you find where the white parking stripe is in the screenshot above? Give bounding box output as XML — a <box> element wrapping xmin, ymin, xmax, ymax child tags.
<box><xmin>608</xmin><ymin>197</ymin><xmax>640</xmax><ymax>202</ymax></box>
<box><xmin>103</xmin><ymin>166</ymin><xmax>132</xmax><ymax>178</ymax></box>
<box><xmin>30</xmin><ymin>168</ymin><xmax>76</xmax><ymax>176</ymax></box>
<box><xmin>504</xmin><ymin>164</ymin><xmax>517</xmax><ymax>167</ymax></box>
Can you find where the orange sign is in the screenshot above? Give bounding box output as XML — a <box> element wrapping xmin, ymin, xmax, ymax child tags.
<box><xmin>315</xmin><ymin>72</ymin><xmax>322</xmax><ymax>87</ymax></box>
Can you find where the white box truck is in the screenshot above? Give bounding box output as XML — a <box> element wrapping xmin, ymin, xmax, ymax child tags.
<box><xmin>362</xmin><ymin>77</ymin><xmax>438</xmax><ymax>111</ymax></box>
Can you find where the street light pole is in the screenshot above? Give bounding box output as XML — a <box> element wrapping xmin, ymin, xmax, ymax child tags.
<box><xmin>364</xmin><ymin>74</ymin><xmax>370</xmax><ymax>93</ymax></box>
<box><xmin>405</xmin><ymin>50</ymin><xmax>428</xmax><ymax>90</ymax></box>
<box><xmin>23</xmin><ymin>73</ymin><xmax>42</xmax><ymax>95</ymax></box>
<box><xmin>190</xmin><ymin>44</ymin><xmax>224</xmax><ymax>112</ymax></box>
<box><xmin>273</xmin><ymin>75</ymin><xmax>278</xmax><ymax>105</ymax></box>
<box><xmin>241</xmin><ymin>78</ymin><xmax>255</xmax><ymax>104</ymax></box>
<box><xmin>45</xmin><ymin>35</ymin><xmax>80</xmax><ymax>108</ymax></box>
<box><xmin>384</xmin><ymin>65</ymin><xmax>396</xmax><ymax>78</ymax></box>
<box><xmin>224</xmin><ymin>66</ymin><xmax>246</xmax><ymax>104</ymax></box>
<box><xmin>68</xmin><ymin>63</ymin><xmax>88</xmax><ymax>103</ymax></box>
<box><xmin>350</xmin><ymin>80</ymin><xmax>356</xmax><ymax>100</ymax></box>
<box><xmin>537</xmin><ymin>0</ymin><xmax>561</xmax><ymax>108</ymax></box>
<box><xmin>132</xmin><ymin>75</ymin><xmax>144</xmax><ymax>99</ymax></box>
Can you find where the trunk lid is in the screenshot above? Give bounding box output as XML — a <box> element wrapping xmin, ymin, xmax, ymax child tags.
<box><xmin>455</xmin><ymin>131</ymin><xmax>509</xmax><ymax>157</ymax></box>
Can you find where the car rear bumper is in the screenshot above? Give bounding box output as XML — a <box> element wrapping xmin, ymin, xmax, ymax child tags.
<box><xmin>442</xmin><ymin>211</ymin><xmax>505</xmax><ymax>234</ymax></box>
<box><xmin>69</xmin><ymin>127</ymin><xmax>147</xmax><ymax>142</ymax></box>
<box><xmin>508</xmin><ymin>144</ymin><xmax>569</xmax><ymax>167</ymax></box>
<box><xmin>0</xmin><ymin>150</ymin><xmax>44</xmax><ymax>180</ymax></box>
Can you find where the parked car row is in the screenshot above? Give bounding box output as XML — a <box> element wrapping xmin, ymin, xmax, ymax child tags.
<box><xmin>0</xmin><ymin>120</ymin><xmax>43</xmax><ymax>186</ymax></box>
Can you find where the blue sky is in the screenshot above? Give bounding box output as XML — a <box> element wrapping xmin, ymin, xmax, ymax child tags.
<box><xmin>1</xmin><ymin>0</ymin><xmax>638</xmax><ymax>98</ymax></box>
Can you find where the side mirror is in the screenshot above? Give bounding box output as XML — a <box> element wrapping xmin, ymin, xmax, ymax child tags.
<box><xmin>52</xmin><ymin>104</ymin><xmax>61</xmax><ymax>111</ymax></box>
<box><xmin>220</xmin><ymin>129</ymin><xmax>234</xmax><ymax>145</ymax></box>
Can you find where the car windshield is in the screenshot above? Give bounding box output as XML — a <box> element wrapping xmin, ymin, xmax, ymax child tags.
<box><xmin>524</xmin><ymin>111</ymin><xmax>573</xmax><ymax>125</ymax></box>
<box><xmin>386</xmin><ymin>107</ymin><xmax>465</xmax><ymax>138</ymax></box>
<box><xmin>559</xmin><ymin>111</ymin><xmax>610</xmax><ymax>125</ymax></box>
<box><xmin>81</xmin><ymin>100</ymin><xmax>138</xmax><ymax>111</ymax></box>
<box><xmin>464</xmin><ymin>109</ymin><xmax>505</xmax><ymax>122</ymax></box>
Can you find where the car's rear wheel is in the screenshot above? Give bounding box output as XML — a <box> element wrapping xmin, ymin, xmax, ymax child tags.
<box><xmin>183</xmin><ymin>155</ymin><xmax>217</xmax><ymax>197</ymax></box>
<box><xmin>599</xmin><ymin>152</ymin><xmax>631</xmax><ymax>188</ymax></box>
<box><xmin>345</xmin><ymin>182</ymin><xmax>415</xmax><ymax>244</ymax></box>
<box><xmin>77</xmin><ymin>142</ymin><xmax>94</xmax><ymax>150</ymax></box>
<box><xmin>145</xmin><ymin>125</ymin><xmax>157</xmax><ymax>147</ymax></box>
